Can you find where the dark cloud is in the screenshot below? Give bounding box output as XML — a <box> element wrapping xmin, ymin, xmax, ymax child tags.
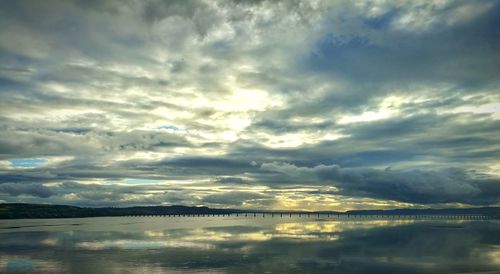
<box><xmin>0</xmin><ymin>183</ymin><xmax>54</xmax><ymax>198</ymax></box>
<box><xmin>0</xmin><ymin>181</ymin><xmax>203</xmax><ymax>207</ymax></box>
<box><xmin>162</xmin><ymin>157</ymin><xmax>255</xmax><ymax>170</ymax></box>
<box><xmin>214</xmin><ymin>177</ymin><xmax>252</xmax><ymax>185</ymax></box>
<box><xmin>259</xmin><ymin>162</ymin><xmax>500</xmax><ymax>205</ymax></box>
<box><xmin>202</xmin><ymin>191</ymin><xmax>274</xmax><ymax>207</ymax></box>
<box><xmin>308</xmin><ymin>1</ymin><xmax>500</xmax><ymax>87</ymax></box>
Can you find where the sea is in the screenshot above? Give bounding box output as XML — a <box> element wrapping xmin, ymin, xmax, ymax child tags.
<box><xmin>1</xmin><ymin>216</ymin><xmax>499</xmax><ymax>273</ymax></box>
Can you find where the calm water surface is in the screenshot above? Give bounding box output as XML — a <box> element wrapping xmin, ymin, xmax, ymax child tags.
<box><xmin>1</xmin><ymin>217</ymin><xmax>500</xmax><ymax>273</ymax></box>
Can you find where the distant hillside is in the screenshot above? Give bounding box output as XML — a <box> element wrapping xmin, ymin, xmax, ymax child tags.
<box><xmin>0</xmin><ymin>203</ymin><xmax>236</xmax><ymax>219</ymax></box>
<box><xmin>346</xmin><ymin>207</ymin><xmax>500</xmax><ymax>216</ymax></box>
<box><xmin>1</xmin><ymin>203</ymin><xmax>500</xmax><ymax>219</ymax></box>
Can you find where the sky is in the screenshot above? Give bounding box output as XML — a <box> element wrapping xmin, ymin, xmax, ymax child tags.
<box><xmin>0</xmin><ymin>0</ymin><xmax>499</xmax><ymax>210</ymax></box>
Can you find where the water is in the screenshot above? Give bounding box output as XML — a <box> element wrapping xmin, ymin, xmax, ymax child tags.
<box><xmin>1</xmin><ymin>216</ymin><xmax>499</xmax><ymax>273</ymax></box>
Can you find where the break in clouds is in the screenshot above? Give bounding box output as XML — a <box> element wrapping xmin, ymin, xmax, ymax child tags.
<box><xmin>0</xmin><ymin>0</ymin><xmax>499</xmax><ymax>210</ymax></box>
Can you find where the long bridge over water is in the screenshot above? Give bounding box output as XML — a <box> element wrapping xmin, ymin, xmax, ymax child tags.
<box><xmin>3</xmin><ymin>204</ymin><xmax>500</xmax><ymax>219</ymax></box>
<box><xmin>125</xmin><ymin>212</ymin><xmax>498</xmax><ymax>220</ymax></box>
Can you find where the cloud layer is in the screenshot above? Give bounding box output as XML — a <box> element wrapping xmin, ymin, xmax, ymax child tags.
<box><xmin>0</xmin><ymin>0</ymin><xmax>499</xmax><ymax>209</ymax></box>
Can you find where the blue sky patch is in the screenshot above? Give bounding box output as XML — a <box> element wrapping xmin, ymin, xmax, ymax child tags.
<box><xmin>113</xmin><ymin>179</ymin><xmax>165</xmax><ymax>185</ymax></box>
<box><xmin>10</xmin><ymin>158</ymin><xmax>46</xmax><ymax>168</ymax></box>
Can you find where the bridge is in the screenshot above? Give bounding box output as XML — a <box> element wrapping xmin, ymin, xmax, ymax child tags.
<box><xmin>125</xmin><ymin>212</ymin><xmax>498</xmax><ymax>220</ymax></box>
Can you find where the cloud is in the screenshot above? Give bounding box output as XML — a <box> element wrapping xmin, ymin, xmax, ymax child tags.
<box><xmin>0</xmin><ymin>183</ymin><xmax>54</xmax><ymax>198</ymax></box>
<box><xmin>202</xmin><ymin>191</ymin><xmax>274</xmax><ymax>207</ymax></box>
<box><xmin>0</xmin><ymin>0</ymin><xmax>499</xmax><ymax>209</ymax></box>
<box><xmin>307</xmin><ymin>0</ymin><xmax>500</xmax><ymax>87</ymax></box>
<box><xmin>259</xmin><ymin>162</ymin><xmax>500</xmax><ymax>205</ymax></box>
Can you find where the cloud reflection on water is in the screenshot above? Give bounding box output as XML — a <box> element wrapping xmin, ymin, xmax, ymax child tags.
<box><xmin>0</xmin><ymin>218</ymin><xmax>500</xmax><ymax>273</ymax></box>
